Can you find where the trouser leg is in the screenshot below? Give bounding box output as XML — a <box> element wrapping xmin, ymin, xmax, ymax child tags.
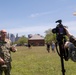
<box><xmin>4</xmin><ymin>68</ymin><xmax>11</xmax><ymax>75</ymax></box>
<box><xmin>4</xmin><ymin>63</ymin><xmax>11</xmax><ymax>75</ymax></box>
<box><xmin>0</xmin><ymin>70</ymin><xmax>3</xmax><ymax>75</ymax></box>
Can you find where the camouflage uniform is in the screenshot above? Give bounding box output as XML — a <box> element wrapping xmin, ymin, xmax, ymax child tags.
<box><xmin>0</xmin><ymin>39</ymin><xmax>13</xmax><ymax>75</ymax></box>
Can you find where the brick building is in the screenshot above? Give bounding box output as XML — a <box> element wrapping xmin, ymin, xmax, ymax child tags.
<box><xmin>28</xmin><ymin>34</ymin><xmax>45</xmax><ymax>46</ymax></box>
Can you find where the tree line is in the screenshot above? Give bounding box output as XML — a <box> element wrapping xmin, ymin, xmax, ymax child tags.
<box><xmin>14</xmin><ymin>28</ymin><xmax>56</xmax><ymax>45</ymax></box>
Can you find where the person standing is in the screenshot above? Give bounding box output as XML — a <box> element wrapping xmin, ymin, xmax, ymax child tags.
<box><xmin>0</xmin><ymin>29</ymin><xmax>17</xmax><ymax>75</ymax></box>
<box><xmin>51</xmin><ymin>41</ymin><xmax>55</xmax><ymax>52</ymax></box>
<box><xmin>46</xmin><ymin>42</ymin><xmax>50</xmax><ymax>53</ymax></box>
<box><xmin>28</xmin><ymin>43</ymin><xmax>31</xmax><ymax>49</ymax></box>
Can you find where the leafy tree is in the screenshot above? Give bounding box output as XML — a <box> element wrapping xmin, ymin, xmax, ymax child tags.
<box><xmin>45</xmin><ymin>28</ymin><xmax>69</xmax><ymax>44</ymax></box>
<box><xmin>15</xmin><ymin>35</ymin><xmax>28</xmax><ymax>45</ymax></box>
<box><xmin>45</xmin><ymin>28</ymin><xmax>56</xmax><ymax>43</ymax></box>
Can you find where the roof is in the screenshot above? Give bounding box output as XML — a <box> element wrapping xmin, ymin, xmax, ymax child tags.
<box><xmin>28</xmin><ymin>34</ymin><xmax>44</xmax><ymax>40</ymax></box>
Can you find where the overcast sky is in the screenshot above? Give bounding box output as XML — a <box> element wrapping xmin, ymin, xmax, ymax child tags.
<box><xmin>0</xmin><ymin>0</ymin><xmax>76</xmax><ymax>37</ymax></box>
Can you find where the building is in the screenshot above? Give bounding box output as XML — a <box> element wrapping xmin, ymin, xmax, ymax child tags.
<box><xmin>28</xmin><ymin>34</ymin><xmax>45</xmax><ymax>46</ymax></box>
<box><xmin>10</xmin><ymin>34</ymin><xmax>15</xmax><ymax>43</ymax></box>
<box><xmin>9</xmin><ymin>33</ymin><xmax>20</xmax><ymax>43</ymax></box>
<box><xmin>15</xmin><ymin>33</ymin><xmax>20</xmax><ymax>41</ymax></box>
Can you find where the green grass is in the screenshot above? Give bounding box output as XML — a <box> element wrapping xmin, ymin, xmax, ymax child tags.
<box><xmin>11</xmin><ymin>46</ymin><xmax>76</xmax><ymax>75</ymax></box>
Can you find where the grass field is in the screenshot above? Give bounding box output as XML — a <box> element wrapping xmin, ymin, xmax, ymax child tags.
<box><xmin>11</xmin><ymin>46</ymin><xmax>76</xmax><ymax>75</ymax></box>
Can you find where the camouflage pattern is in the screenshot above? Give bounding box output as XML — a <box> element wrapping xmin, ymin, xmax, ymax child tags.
<box><xmin>0</xmin><ymin>38</ymin><xmax>12</xmax><ymax>75</ymax></box>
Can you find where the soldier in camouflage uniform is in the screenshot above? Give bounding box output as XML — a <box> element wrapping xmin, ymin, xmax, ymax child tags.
<box><xmin>0</xmin><ymin>29</ymin><xmax>17</xmax><ymax>75</ymax></box>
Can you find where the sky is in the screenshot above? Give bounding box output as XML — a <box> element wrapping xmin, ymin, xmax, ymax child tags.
<box><xmin>0</xmin><ymin>0</ymin><xmax>76</xmax><ymax>37</ymax></box>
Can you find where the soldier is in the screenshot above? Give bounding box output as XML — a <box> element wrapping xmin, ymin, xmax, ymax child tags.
<box><xmin>0</xmin><ymin>29</ymin><xmax>17</xmax><ymax>75</ymax></box>
<box><xmin>46</xmin><ymin>42</ymin><xmax>50</xmax><ymax>53</ymax></box>
<box><xmin>51</xmin><ymin>41</ymin><xmax>55</xmax><ymax>52</ymax></box>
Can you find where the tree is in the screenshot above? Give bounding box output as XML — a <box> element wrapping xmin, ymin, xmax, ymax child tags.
<box><xmin>15</xmin><ymin>35</ymin><xmax>28</xmax><ymax>45</ymax></box>
<box><xmin>45</xmin><ymin>28</ymin><xmax>56</xmax><ymax>43</ymax></box>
